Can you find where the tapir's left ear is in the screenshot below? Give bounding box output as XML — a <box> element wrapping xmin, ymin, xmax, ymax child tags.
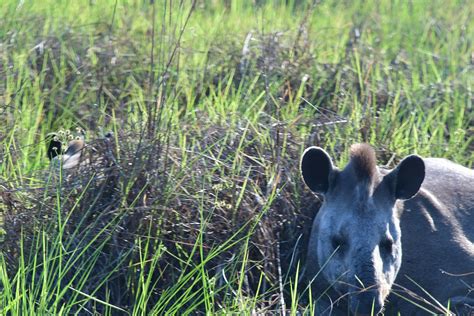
<box><xmin>384</xmin><ymin>155</ymin><xmax>425</xmax><ymax>200</ymax></box>
<box><xmin>301</xmin><ymin>146</ymin><xmax>334</xmax><ymax>194</ymax></box>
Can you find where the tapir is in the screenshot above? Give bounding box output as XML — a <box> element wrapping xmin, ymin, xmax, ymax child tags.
<box><xmin>301</xmin><ymin>143</ymin><xmax>473</xmax><ymax>315</ymax></box>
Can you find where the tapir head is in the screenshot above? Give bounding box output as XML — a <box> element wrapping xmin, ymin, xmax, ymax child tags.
<box><xmin>301</xmin><ymin>144</ymin><xmax>425</xmax><ymax>315</ymax></box>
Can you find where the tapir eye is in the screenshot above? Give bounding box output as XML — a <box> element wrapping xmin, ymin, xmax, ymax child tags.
<box><xmin>380</xmin><ymin>238</ymin><xmax>394</xmax><ymax>254</ymax></box>
<box><xmin>331</xmin><ymin>236</ymin><xmax>347</xmax><ymax>252</ymax></box>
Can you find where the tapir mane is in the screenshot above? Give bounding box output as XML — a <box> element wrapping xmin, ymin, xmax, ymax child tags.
<box><xmin>348</xmin><ymin>143</ymin><xmax>377</xmax><ymax>183</ymax></box>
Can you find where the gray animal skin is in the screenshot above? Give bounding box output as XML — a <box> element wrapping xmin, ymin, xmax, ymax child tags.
<box><xmin>300</xmin><ymin>144</ymin><xmax>474</xmax><ymax>315</ymax></box>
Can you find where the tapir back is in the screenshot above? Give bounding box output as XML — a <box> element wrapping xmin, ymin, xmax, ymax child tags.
<box><xmin>387</xmin><ymin>158</ymin><xmax>474</xmax><ymax>314</ymax></box>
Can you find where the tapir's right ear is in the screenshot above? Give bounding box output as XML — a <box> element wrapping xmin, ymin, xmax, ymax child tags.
<box><xmin>384</xmin><ymin>155</ymin><xmax>425</xmax><ymax>200</ymax></box>
<box><xmin>301</xmin><ymin>147</ymin><xmax>334</xmax><ymax>194</ymax></box>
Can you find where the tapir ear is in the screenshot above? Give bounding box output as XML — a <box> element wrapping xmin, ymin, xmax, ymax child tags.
<box><xmin>301</xmin><ymin>147</ymin><xmax>334</xmax><ymax>194</ymax></box>
<box><xmin>385</xmin><ymin>155</ymin><xmax>425</xmax><ymax>200</ymax></box>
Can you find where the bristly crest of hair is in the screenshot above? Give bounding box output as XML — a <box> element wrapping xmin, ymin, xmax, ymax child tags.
<box><xmin>349</xmin><ymin>143</ymin><xmax>377</xmax><ymax>182</ymax></box>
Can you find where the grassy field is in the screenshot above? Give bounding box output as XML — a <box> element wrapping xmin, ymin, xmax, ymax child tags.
<box><xmin>0</xmin><ymin>0</ymin><xmax>473</xmax><ymax>314</ymax></box>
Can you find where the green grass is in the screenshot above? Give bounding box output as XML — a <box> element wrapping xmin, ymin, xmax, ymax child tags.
<box><xmin>0</xmin><ymin>0</ymin><xmax>473</xmax><ymax>314</ymax></box>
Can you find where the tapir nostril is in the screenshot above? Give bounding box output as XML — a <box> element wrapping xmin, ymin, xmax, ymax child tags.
<box><xmin>350</xmin><ymin>291</ymin><xmax>384</xmax><ymax>315</ymax></box>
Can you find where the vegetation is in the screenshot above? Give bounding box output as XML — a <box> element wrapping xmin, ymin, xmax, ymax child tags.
<box><xmin>0</xmin><ymin>0</ymin><xmax>472</xmax><ymax>314</ymax></box>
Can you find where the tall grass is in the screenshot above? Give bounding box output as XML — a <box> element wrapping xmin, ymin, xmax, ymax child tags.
<box><xmin>0</xmin><ymin>0</ymin><xmax>472</xmax><ymax>314</ymax></box>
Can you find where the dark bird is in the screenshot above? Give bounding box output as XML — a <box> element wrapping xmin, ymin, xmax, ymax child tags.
<box><xmin>46</xmin><ymin>134</ymin><xmax>62</xmax><ymax>160</ymax></box>
<box><xmin>47</xmin><ymin>130</ymin><xmax>85</xmax><ymax>169</ymax></box>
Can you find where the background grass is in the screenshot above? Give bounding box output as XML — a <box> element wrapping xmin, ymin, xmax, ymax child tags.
<box><xmin>0</xmin><ymin>0</ymin><xmax>473</xmax><ymax>314</ymax></box>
